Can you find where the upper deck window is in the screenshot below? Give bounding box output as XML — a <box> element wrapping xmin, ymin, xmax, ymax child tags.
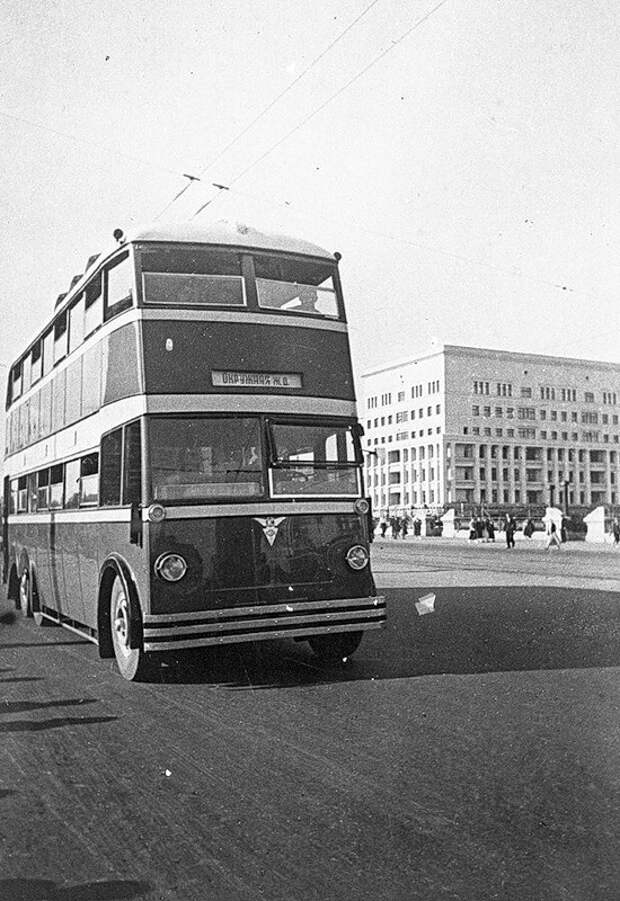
<box><xmin>42</xmin><ymin>329</ymin><xmax>54</xmax><ymax>377</ymax></box>
<box><xmin>141</xmin><ymin>248</ymin><xmax>245</xmax><ymax>307</ymax></box>
<box><xmin>255</xmin><ymin>256</ymin><xmax>339</xmax><ymax>318</ymax></box>
<box><xmin>84</xmin><ymin>273</ymin><xmax>103</xmax><ymax>337</ymax></box>
<box><xmin>10</xmin><ymin>362</ymin><xmax>23</xmax><ymax>403</ymax></box>
<box><xmin>68</xmin><ymin>295</ymin><xmax>85</xmax><ymax>353</ymax></box>
<box><xmin>30</xmin><ymin>340</ymin><xmax>42</xmax><ymax>385</ymax></box>
<box><xmin>53</xmin><ymin>312</ymin><xmax>68</xmax><ymax>365</ymax></box>
<box><xmin>104</xmin><ymin>252</ymin><xmax>134</xmax><ymax>321</ymax></box>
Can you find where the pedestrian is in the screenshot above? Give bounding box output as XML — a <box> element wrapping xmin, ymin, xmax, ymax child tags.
<box><xmin>401</xmin><ymin>516</ymin><xmax>409</xmax><ymax>539</ymax></box>
<box><xmin>468</xmin><ymin>517</ymin><xmax>477</xmax><ymax>541</ymax></box>
<box><xmin>380</xmin><ymin>518</ymin><xmax>388</xmax><ymax>539</ymax></box>
<box><xmin>475</xmin><ymin>517</ymin><xmax>484</xmax><ymax>541</ymax></box>
<box><xmin>390</xmin><ymin>516</ymin><xmax>401</xmax><ymax>539</ymax></box>
<box><xmin>487</xmin><ymin>518</ymin><xmax>495</xmax><ymax>542</ymax></box>
<box><xmin>546</xmin><ymin>521</ymin><xmax>562</xmax><ymax>550</ymax></box>
<box><xmin>523</xmin><ymin>518</ymin><xmax>534</xmax><ymax>539</ymax></box>
<box><xmin>505</xmin><ymin>515</ymin><xmax>516</xmax><ymax>549</ymax></box>
<box><xmin>612</xmin><ymin>517</ymin><xmax>620</xmax><ymax>547</ymax></box>
<box><xmin>414</xmin><ymin>518</ymin><xmax>422</xmax><ymax>537</ymax></box>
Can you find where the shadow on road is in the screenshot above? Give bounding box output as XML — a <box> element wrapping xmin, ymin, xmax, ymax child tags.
<box><xmin>0</xmin><ymin>879</ymin><xmax>150</xmax><ymax>901</ymax></box>
<box><xmin>0</xmin><ymin>716</ymin><xmax>118</xmax><ymax>734</ymax></box>
<box><xmin>2</xmin><ymin>698</ymin><xmax>97</xmax><ymax>715</ymax></box>
<box><xmin>152</xmin><ymin>585</ymin><xmax>620</xmax><ymax>688</ymax></box>
<box><xmin>0</xmin><ymin>677</ymin><xmax>45</xmax><ymax>684</ymax></box>
<box><xmin>0</xmin><ymin>640</ymin><xmax>91</xmax><ymax>650</ymax></box>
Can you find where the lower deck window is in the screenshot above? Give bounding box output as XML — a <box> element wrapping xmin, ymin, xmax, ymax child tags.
<box><xmin>149</xmin><ymin>417</ymin><xmax>264</xmax><ymax>502</ymax></box>
<box><xmin>269</xmin><ymin>422</ymin><xmax>360</xmax><ymax>497</ymax></box>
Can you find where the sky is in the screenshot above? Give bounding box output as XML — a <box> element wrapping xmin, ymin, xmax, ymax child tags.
<box><xmin>1</xmin><ymin>0</ymin><xmax>619</xmax><ymax>400</ymax></box>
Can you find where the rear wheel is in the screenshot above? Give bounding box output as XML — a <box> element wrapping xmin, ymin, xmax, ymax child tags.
<box><xmin>308</xmin><ymin>631</ymin><xmax>363</xmax><ymax>664</ymax></box>
<box><xmin>110</xmin><ymin>577</ymin><xmax>152</xmax><ymax>681</ymax></box>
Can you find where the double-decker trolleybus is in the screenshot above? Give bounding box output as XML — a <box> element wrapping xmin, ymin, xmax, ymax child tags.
<box><xmin>2</xmin><ymin>221</ymin><xmax>385</xmax><ymax>680</ymax></box>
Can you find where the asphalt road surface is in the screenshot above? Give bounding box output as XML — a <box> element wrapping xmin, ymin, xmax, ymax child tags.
<box><xmin>1</xmin><ymin>538</ymin><xmax>620</xmax><ymax>901</ymax></box>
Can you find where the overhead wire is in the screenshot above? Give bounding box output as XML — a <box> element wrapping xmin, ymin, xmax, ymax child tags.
<box><xmin>179</xmin><ymin>0</ymin><xmax>383</xmax><ymax>221</ymax></box>
<box><xmin>0</xmin><ymin>109</ymin><xmax>198</xmax><ymax>181</ymax></box>
<box><xmin>192</xmin><ymin>0</ymin><xmax>451</xmax><ymax>219</ymax></box>
<box><xmin>195</xmin><ymin>0</ymin><xmax>382</xmax><ymax>178</ymax></box>
<box><xmin>221</xmin><ymin>182</ymin><xmax>589</xmax><ymax>299</ymax></box>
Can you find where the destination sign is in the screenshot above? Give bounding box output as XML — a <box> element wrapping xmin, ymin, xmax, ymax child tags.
<box><xmin>212</xmin><ymin>370</ymin><xmax>303</xmax><ymax>388</ymax></box>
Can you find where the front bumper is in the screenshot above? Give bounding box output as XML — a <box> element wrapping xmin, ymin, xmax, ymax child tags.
<box><xmin>142</xmin><ymin>594</ymin><xmax>386</xmax><ymax>652</ymax></box>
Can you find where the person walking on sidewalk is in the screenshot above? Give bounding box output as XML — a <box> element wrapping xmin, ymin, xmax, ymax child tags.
<box><xmin>505</xmin><ymin>515</ymin><xmax>516</xmax><ymax>549</ymax></box>
<box><xmin>546</xmin><ymin>521</ymin><xmax>562</xmax><ymax>550</ymax></box>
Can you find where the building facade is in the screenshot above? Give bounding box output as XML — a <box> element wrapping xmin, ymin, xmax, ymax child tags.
<box><xmin>362</xmin><ymin>345</ymin><xmax>620</xmax><ymax>515</ymax></box>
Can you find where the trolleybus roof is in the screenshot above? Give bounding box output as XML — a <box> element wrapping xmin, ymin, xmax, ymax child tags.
<box><xmin>124</xmin><ymin>220</ymin><xmax>335</xmax><ymax>259</ymax></box>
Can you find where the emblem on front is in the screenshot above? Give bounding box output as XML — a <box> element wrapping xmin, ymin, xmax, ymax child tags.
<box><xmin>254</xmin><ymin>516</ymin><xmax>286</xmax><ymax>546</ymax></box>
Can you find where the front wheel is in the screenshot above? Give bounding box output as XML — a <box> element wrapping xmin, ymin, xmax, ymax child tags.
<box><xmin>110</xmin><ymin>576</ymin><xmax>152</xmax><ymax>681</ymax></box>
<box><xmin>308</xmin><ymin>631</ymin><xmax>363</xmax><ymax>664</ymax></box>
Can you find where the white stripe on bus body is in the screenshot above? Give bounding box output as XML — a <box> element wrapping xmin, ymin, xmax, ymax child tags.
<box><xmin>7</xmin><ymin>508</ymin><xmax>133</xmax><ymax>525</ymax></box>
<box><xmin>144</xmin><ymin>499</ymin><xmax>360</xmax><ymax>521</ymax></box>
<box><xmin>144</xmin><ymin>395</ymin><xmax>358</xmax><ymax>417</ymax></box>
<box><xmin>143</xmin><ymin>596</ymin><xmax>386</xmax><ymax>625</ymax></box>
<box><xmin>7</xmin><ymin>499</ymin><xmax>363</xmax><ymax>525</ymax></box>
<box><xmin>139</xmin><ymin>307</ymin><xmax>349</xmax><ymax>332</ymax></box>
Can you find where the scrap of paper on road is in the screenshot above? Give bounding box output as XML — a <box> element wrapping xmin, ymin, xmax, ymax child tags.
<box><xmin>415</xmin><ymin>593</ymin><xmax>436</xmax><ymax>615</ymax></box>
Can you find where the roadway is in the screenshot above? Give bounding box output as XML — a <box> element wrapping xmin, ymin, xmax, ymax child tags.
<box><xmin>1</xmin><ymin>538</ymin><xmax>619</xmax><ymax>900</ymax></box>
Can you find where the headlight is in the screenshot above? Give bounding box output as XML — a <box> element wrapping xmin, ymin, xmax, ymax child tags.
<box><xmin>354</xmin><ymin>498</ymin><xmax>370</xmax><ymax>515</ymax></box>
<box><xmin>147</xmin><ymin>503</ymin><xmax>166</xmax><ymax>523</ymax></box>
<box><xmin>154</xmin><ymin>553</ymin><xmax>187</xmax><ymax>582</ymax></box>
<box><xmin>345</xmin><ymin>545</ymin><xmax>369</xmax><ymax>570</ymax></box>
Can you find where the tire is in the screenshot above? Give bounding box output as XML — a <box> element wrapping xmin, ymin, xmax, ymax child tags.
<box><xmin>110</xmin><ymin>576</ymin><xmax>152</xmax><ymax>681</ymax></box>
<box><xmin>18</xmin><ymin>567</ymin><xmax>33</xmax><ymax>618</ymax></box>
<box><xmin>308</xmin><ymin>630</ymin><xmax>363</xmax><ymax>664</ymax></box>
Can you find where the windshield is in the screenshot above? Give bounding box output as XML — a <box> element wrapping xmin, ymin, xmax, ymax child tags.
<box><xmin>269</xmin><ymin>422</ymin><xmax>359</xmax><ymax>497</ymax></box>
<box><xmin>255</xmin><ymin>256</ymin><xmax>339</xmax><ymax>318</ymax></box>
<box><xmin>149</xmin><ymin>417</ymin><xmax>264</xmax><ymax>502</ymax></box>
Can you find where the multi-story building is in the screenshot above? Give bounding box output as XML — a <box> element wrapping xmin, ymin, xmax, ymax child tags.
<box><xmin>362</xmin><ymin>345</ymin><xmax>620</xmax><ymax>514</ymax></box>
